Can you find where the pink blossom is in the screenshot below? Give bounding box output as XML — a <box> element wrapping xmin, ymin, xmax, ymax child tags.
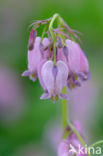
<box><xmin>58</xmin><ymin>121</ymin><xmax>88</xmax><ymax>156</ymax></box>
<box><xmin>40</xmin><ymin>37</ymin><xmax>51</xmax><ymax>59</ymax></box>
<box><xmin>22</xmin><ymin>36</ymin><xmax>42</xmax><ymax>81</ymax></box>
<box><xmin>65</xmin><ymin>39</ymin><xmax>89</xmax><ymax>89</ymax></box>
<box><xmin>65</xmin><ymin>39</ymin><xmax>89</xmax><ymax>74</ymax></box>
<box><xmin>57</xmin><ymin>39</ymin><xmax>89</xmax><ymax>79</ymax></box>
<box><xmin>38</xmin><ymin>60</ymin><xmax>69</xmax><ymax>102</ymax></box>
<box><xmin>66</xmin><ymin>39</ymin><xmax>80</xmax><ymax>73</ymax></box>
<box><xmin>22</xmin><ymin>32</ymin><xmax>51</xmax><ymax>82</ymax></box>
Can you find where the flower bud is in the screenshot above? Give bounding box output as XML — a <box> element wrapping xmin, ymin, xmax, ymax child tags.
<box><xmin>40</xmin><ymin>38</ymin><xmax>50</xmax><ymax>59</ymax></box>
<box><xmin>28</xmin><ymin>29</ymin><xmax>37</xmax><ymax>50</ymax></box>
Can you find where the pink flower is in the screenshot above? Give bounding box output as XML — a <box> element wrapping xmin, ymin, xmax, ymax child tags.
<box><xmin>65</xmin><ymin>39</ymin><xmax>89</xmax><ymax>89</ymax></box>
<box><xmin>57</xmin><ymin>39</ymin><xmax>89</xmax><ymax>76</ymax></box>
<box><xmin>38</xmin><ymin>60</ymin><xmax>69</xmax><ymax>102</ymax></box>
<box><xmin>40</xmin><ymin>37</ymin><xmax>51</xmax><ymax>59</ymax></box>
<box><xmin>22</xmin><ymin>36</ymin><xmax>42</xmax><ymax>81</ymax></box>
<box><xmin>22</xmin><ymin>30</ymin><xmax>51</xmax><ymax>82</ymax></box>
<box><xmin>65</xmin><ymin>39</ymin><xmax>89</xmax><ymax>74</ymax></box>
<box><xmin>57</xmin><ymin>39</ymin><xmax>89</xmax><ymax>89</ymax></box>
<box><xmin>57</xmin><ymin>121</ymin><xmax>88</xmax><ymax>156</ymax></box>
<box><xmin>22</xmin><ymin>16</ymin><xmax>90</xmax><ymax>102</ymax></box>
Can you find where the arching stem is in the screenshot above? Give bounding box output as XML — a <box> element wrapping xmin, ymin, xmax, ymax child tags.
<box><xmin>49</xmin><ymin>13</ymin><xmax>59</xmax><ymax>66</ymax></box>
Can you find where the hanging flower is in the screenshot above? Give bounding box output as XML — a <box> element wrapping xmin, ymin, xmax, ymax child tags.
<box><xmin>38</xmin><ymin>60</ymin><xmax>69</xmax><ymax>102</ymax></box>
<box><xmin>64</xmin><ymin>39</ymin><xmax>89</xmax><ymax>89</ymax></box>
<box><xmin>58</xmin><ymin>121</ymin><xmax>88</xmax><ymax>156</ymax></box>
<box><xmin>22</xmin><ymin>13</ymin><xmax>90</xmax><ymax>100</ymax></box>
<box><xmin>65</xmin><ymin>39</ymin><xmax>89</xmax><ymax>74</ymax></box>
<box><xmin>22</xmin><ymin>36</ymin><xmax>42</xmax><ymax>81</ymax></box>
<box><xmin>22</xmin><ymin>30</ymin><xmax>50</xmax><ymax>81</ymax></box>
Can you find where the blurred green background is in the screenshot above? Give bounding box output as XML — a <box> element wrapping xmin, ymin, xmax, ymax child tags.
<box><xmin>0</xmin><ymin>0</ymin><xmax>103</xmax><ymax>155</ymax></box>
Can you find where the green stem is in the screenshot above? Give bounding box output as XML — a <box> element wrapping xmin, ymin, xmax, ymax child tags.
<box><xmin>41</xmin><ymin>24</ymin><xmax>48</xmax><ymax>42</ymax></box>
<box><xmin>49</xmin><ymin>13</ymin><xmax>59</xmax><ymax>66</ymax></box>
<box><xmin>61</xmin><ymin>93</ymin><xmax>91</xmax><ymax>156</ymax></box>
<box><xmin>68</xmin><ymin>122</ymin><xmax>85</xmax><ymax>146</ymax></box>
<box><xmin>61</xmin><ymin>87</ymin><xmax>68</xmax><ymax>130</ymax></box>
<box><xmin>49</xmin><ymin>13</ymin><xmax>59</xmax><ymax>40</ymax></box>
<box><xmin>89</xmin><ymin>140</ymin><xmax>103</xmax><ymax>148</ymax></box>
<box><xmin>61</xmin><ymin>88</ymin><xmax>86</xmax><ymax>147</ymax></box>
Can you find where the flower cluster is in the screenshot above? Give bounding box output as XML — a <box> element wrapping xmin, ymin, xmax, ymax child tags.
<box><xmin>22</xmin><ymin>14</ymin><xmax>89</xmax><ymax>102</ymax></box>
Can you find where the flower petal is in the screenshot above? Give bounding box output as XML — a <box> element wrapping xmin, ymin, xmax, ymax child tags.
<box><xmin>80</xmin><ymin>51</ymin><xmax>89</xmax><ymax>74</ymax></box>
<box><xmin>28</xmin><ymin>37</ymin><xmax>41</xmax><ymax>73</ymax></box>
<box><xmin>59</xmin><ymin>94</ymin><xmax>68</xmax><ymax>100</ymax></box>
<box><xmin>37</xmin><ymin>59</ymin><xmax>47</xmax><ymax>90</ymax></box>
<box><xmin>56</xmin><ymin>61</ymin><xmax>69</xmax><ymax>94</ymax></box>
<box><xmin>40</xmin><ymin>92</ymin><xmax>51</xmax><ymax>99</ymax></box>
<box><xmin>22</xmin><ymin>70</ymin><xmax>32</xmax><ymax>77</ymax></box>
<box><xmin>42</xmin><ymin>38</ymin><xmax>50</xmax><ymax>58</ymax></box>
<box><xmin>66</xmin><ymin>39</ymin><xmax>80</xmax><ymax>73</ymax></box>
<box><xmin>41</xmin><ymin>60</ymin><xmax>54</xmax><ymax>96</ymax></box>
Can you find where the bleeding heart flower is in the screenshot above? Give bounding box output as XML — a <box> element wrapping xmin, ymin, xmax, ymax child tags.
<box><xmin>58</xmin><ymin>121</ymin><xmax>87</xmax><ymax>156</ymax></box>
<box><xmin>65</xmin><ymin>39</ymin><xmax>89</xmax><ymax>89</ymax></box>
<box><xmin>65</xmin><ymin>39</ymin><xmax>89</xmax><ymax>74</ymax></box>
<box><xmin>57</xmin><ymin>39</ymin><xmax>89</xmax><ymax>89</ymax></box>
<box><xmin>22</xmin><ymin>36</ymin><xmax>42</xmax><ymax>81</ymax></box>
<box><xmin>40</xmin><ymin>38</ymin><xmax>50</xmax><ymax>59</ymax></box>
<box><xmin>66</xmin><ymin>39</ymin><xmax>81</xmax><ymax>73</ymax></box>
<box><xmin>38</xmin><ymin>60</ymin><xmax>69</xmax><ymax>102</ymax></box>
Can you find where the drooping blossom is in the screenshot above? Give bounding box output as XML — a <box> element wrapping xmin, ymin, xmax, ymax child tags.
<box><xmin>66</xmin><ymin>39</ymin><xmax>89</xmax><ymax>89</ymax></box>
<box><xmin>22</xmin><ymin>15</ymin><xmax>90</xmax><ymax>101</ymax></box>
<box><xmin>57</xmin><ymin>39</ymin><xmax>89</xmax><ymax>89</ymax></box>
<box><xmin>22</xmin><ymin>30</ymin><xmax>50</xmax><ymax>81</ymax></box>
<box><xmin>22</xmin><ymin>35</ymin><xmax>41</xmax><ymax>81</ymax></box>
<box><xmin>38</xmin><ymin>60</ymin><xmax>69</xmax><ymax>102</ymax></box>
<box><xmin>40</xmin><ymin>37</ymin><xmax>51</xmax><ymax>59</ymax></box>
<box><xmin>58</xmin><ymin>121</ymin><xmax>88</xmax><ymax>156</ymax></box>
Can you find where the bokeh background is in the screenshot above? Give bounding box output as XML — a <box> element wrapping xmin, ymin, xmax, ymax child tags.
<box><xmin>0</xmin><ymin>0</ymin><xmax>103</xmax><ymax>155</ymax></box>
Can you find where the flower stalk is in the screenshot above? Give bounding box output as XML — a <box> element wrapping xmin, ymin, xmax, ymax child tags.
<box><xmin>61</xmin><ymin>87</ymin><xmax>68</xmax><ymax>130</ymax></box>
<box><xmin>22</xmin><ymin>13</ymin><xmax>91</xmax><ymax>156</ymax></box>
<box><xmin>49</xmin><ymin>13</ymin><xmax>59</xmax><ymax>66</ymax></box>
<box><xmin>61</xmin><ymin>88</ymin><xmax>85</xmax><ymax>145</ymax></box>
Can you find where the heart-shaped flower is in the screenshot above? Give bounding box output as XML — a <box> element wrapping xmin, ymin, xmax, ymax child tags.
<box><xmin>22</xmin><ymin>37</ymin><xmax>42</xmax><ymax>81</ymax></box>
<box><xmin>38</xmin><ymin>60</ymin><xmax>69</xmax><ymax>102</ymax></box>
<box><xmin>57</xmin><ymin>39</ymin><xmax>89</xmax><ymax>89</ymax></box>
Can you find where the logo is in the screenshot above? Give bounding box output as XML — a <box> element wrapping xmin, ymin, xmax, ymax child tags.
<box><xmin>69</xmin><ymin>144</ymin><xmax>101</xmax><ymax>155</ymax></box>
